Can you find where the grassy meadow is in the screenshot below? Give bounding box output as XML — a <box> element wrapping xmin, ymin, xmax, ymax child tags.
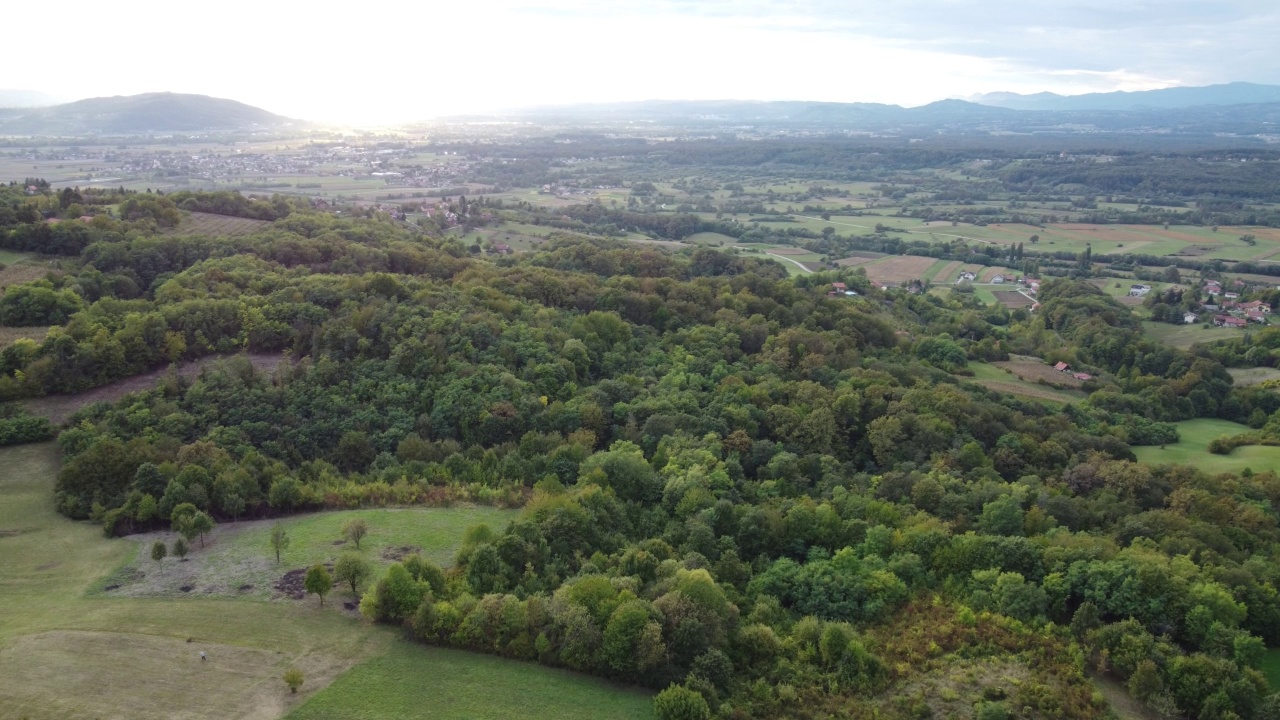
<box><xmin>0</xmin><ymin>442</ymin><xmax>652</xmax><ymax>720</ymax></box>
<box><xmin>1132</xmin><ymin>419</ymin><xmax>1280</xmax><ymax>474</ymax></box>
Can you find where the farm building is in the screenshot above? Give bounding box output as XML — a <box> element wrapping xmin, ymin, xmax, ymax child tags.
<box><xmin>956</xmin><ymin>271</ymin><xmax>977</xmax><ymax>283</ymax></box>
<box><xmin>1214</xmin><ymin>315</ymin><xmax>1247</xmax><ymax>328</ymax></box>
<box><xmin>1247</xmin><ymin>311</ymin><xmax>1267</xmax><ymax>324</ymax></box>
<box><xmin>1129</xmin><ymin>284</ymin><xmax>1151</xmax><ymax>297</ymax></box>
<box><xmin>1053</xmin><ymin>361</ymin><xmax>1071</xmax><ymax>372</ymax></box>
<box><xmin>1184</xmin><ymin>312</ymin><xmax>1199</xmax><ymax>324</ymax></box>
<box><xmin>992</xmin><ymin>274</ymin><xmax>1006</xmax><ymax>284</ymax></box>
<box><xmin>1239</xmin><ymin>301</ymin><xmax>1271</xmax><ymax>314</ymax></box>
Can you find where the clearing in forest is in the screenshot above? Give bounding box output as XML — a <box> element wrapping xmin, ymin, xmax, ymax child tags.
<box><xmin>166</xmin><ymin>211</ymin><xmax>272</xmax><ymax>237</ymax></box>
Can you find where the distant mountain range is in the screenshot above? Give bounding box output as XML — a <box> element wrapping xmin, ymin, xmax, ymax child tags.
<box><xmin>967</xmin><ymin>82</ymin><xmax>1280</xmax><ymax>111</ymax></box>
<box><xmin>0</xmin><ymin>92</ymin><xmax>299</xmax><ymax>135</ymax></box>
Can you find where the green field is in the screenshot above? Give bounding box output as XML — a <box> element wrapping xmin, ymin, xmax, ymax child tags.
<box><xmin>1133</xmin><ymin>419</ymin><xmax>1280</xmax><ymax>474</ymax></box>
<box><xmin>684</xmin><ymin>231</ymin><xmax>738</xmax><ymax>246</ymax></box>
<box><xmin>965</xmin><ymin>362</ymin><xmax>1085</xmax><ymax>404</ymax></box>
<box><xmin>0</xmin><ymin>443</ymin><xmax>650</xmax><ymax>720</ymax></box>
<box><xmin>99</xmin><ymin>505</ymin><xmax>518</xmax><ymax>601</ymax></box>
<box><xmin>287</xmin><ymin>642</ymin><xmax>655</xmax><ymax>720</ymax></box>
<box><xmin>1142</xmin><ymin>321</ymin><xmax>1243</xmax><ymax>350</ymax></box>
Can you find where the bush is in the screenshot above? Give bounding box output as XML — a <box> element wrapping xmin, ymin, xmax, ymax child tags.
<box><xmin>0</xmin><ymin>414</ymin><xmax>54</xmax><ymax>446</ymax></box>
<box><xmin>654</xmin><ymin>684</ymin><xmax>711</xmax><ymax>720</ymax></box>
<box><xmin>283</xmin><ymin>667</ymin><xmax>304</xmax><ymax>693</ymax></box>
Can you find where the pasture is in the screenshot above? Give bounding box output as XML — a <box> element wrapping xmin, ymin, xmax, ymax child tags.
<box><xmin>0</xmin><ymin>442</ymin><xmax>648</xmax><ymax>720</ymax></box>
<box><xmin>1228</xmin><ymin>367</ymin><xmax>1280</xmax><ymax>387</ymax></box>
<box><xmin>286</xmin><ymin>642</ymin><xmax>655</xmax><ymax>720</ymax></box>
<box><xmin>966</xmin><ymin>362</ymin><xmax>1085</xmax><ymax>404</ymax></box>
<box><xmin>1132</xmin><ymin>419</ymin><xmax>1280</xmax><ymax>474</ymax></box>
<box><xmin>101</xmin><ymin>505</ymin><xmax>519</xmax><ymax>601</ymax></box>
<box><xmin>1141</xmin><ymin>321</ymin><xmax>1242</xmax><ymax>350</ymax></box>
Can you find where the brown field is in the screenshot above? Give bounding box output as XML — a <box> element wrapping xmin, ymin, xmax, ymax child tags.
<box><xmin>23</xmin><ymin>352</ymin><xmax>287</xmax><ymax>424</ymax></box>
<box><xmin>994</xmin><ymin>355</ymin><xmax>1086</xmax><ymax>388</ymax></box>
<box><xmin>993</xmin><ymin>291</ymin><xmax>1034</xmax><ymax>308</ymax></box>
<box><xmin>166</xmin><ymin>212</ymin><xmax>272</xmax><ymax>237</ymax></box>
<box><xmin>863</xmin><ymin>255</ymin><xmax>937</xmax><ymax>283</ymax></box>
<box><xmin>974</xmin><ymin>380</ymin><xmax>1078</xmax><ymax>404</ymax></box>
<box><xmin>0</xmin><ymin>262</ymin><xmax>59</xmax><ymax>289</ymax></box>
<box><xmin>767</xmin><ymin>247</ymin><xmax>811</xmax><ymax>256</ymax></box>
<box><xmin>931</xmin><ymin>260</ymin><xmax>963</xmax><ymax>283</ymax></box>
<box><xmin>0</xmin><ymin>326</ymin><xmax>53</xmax><ymax>348</ymax></box>
<box><xmin>836</xmin><ymin>255</ymin><xmax>880</xmax><ymax>267</ymax></box>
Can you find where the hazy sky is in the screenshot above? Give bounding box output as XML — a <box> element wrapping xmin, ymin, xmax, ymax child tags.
<box><xmin>8</xmin><ymin>0</ymin><xmax>1278</xmax><ymax>124</ymax></box>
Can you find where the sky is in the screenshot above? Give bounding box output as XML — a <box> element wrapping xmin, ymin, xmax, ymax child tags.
<box><xmin>6</xmin><ymin>0</ymin><xmax>1279</xmax><ymax>124</ymax></box>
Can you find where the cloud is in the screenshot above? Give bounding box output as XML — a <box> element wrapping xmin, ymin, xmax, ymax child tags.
<box><xmin>6</xmin><ymin>0</ymin><xmax>1277</xmax><ymax>122</ymax></box>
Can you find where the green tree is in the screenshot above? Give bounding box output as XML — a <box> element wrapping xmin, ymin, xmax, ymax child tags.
<box><xmin>283</xmin><ymin>667</ymin><xmax>304</xmax><ymax>694</ymax></box>
<box><xmin>151</xmin><ymin>540</ymin><xmax>167</xmax><ymax>566</ymax></box>
<box><xmin>304</xmin><ymin>564</ymin><xmax>332</xmax><ymax>606</ymax></box>
<box><xmin>341</xmin><ymin>518</ymin><xmax>369</xmax><ymax>549</ymax></box>
<box><xmin>653</xmin><ymin>684</ymin><xmax>710</xmax><ymax>720</ymax></box>
<box><xmin>334</xmin><ymin>552</ymin><xmax>374</xmax><ymax>597</ymax></box>
<box><xmin>189</xmin><ymin>511</ymin><xmax>214</xmax><ymax>548</ymax></box>
<box><xmin>172</xmin><ymin>537</ymin><xmax>189</xmax><ymax>559</ymax></box>
<box><xmin>268</xmin><ymin>477</ymin><xmax>303</xmax><ymax>512</ymax></box>
<box><xmin>270</xmin><ymin>524</ymin><xmax>290</xmax><ymax>563</ymax></box>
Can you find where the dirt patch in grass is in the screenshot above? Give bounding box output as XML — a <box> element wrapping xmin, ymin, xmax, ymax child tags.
<box><xmin>275</xmin><ymin>564</ymin><xmax>336</xmax><ymax>600</ymax></box>
<box><xmin>22</xmin><ymin>352</ymin><xmax>287</xmax><ymax>425</ymax></box>
<box><xmin>381</xmin><ymin>544</ymin><xmax>423</xmax><ymax>562</ymax></box>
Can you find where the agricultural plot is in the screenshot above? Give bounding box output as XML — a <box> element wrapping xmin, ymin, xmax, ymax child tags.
<box><xmin>860</xmin><ymin>255</ymin><xmax>938</xmax><ymax>283</ymax></box>
<box><xmin>993</xmin><ymin>355</ymin><xmax>1089</xmax><ymax>389</ymax></box>
<box><xmin>1133</xmin><ymin>419</ymin><xmax>1280</xmax><ymax>474</ymax></box>
<box><xmin>167</xmin><ymin>211</ymin><xmax>272</xmax><ymax>237</ymax></box>
<box><xmin>993</xmin><ymin>291</ymin><xmax>1035</xmax><ymax>308</ymax></box>
<box><xmin>835</xmin><ymin>251</ymin><xmax>886</xmax><ymax>266</ymax></box>
<box><xmin>0</xmin><ymin>325</ymin><xmax>52</xmax><ymax>348</ymax></box>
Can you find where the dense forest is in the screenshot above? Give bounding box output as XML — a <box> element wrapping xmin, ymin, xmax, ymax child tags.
<box><xmin>4</xmin><ymin>185</ymin><xmax>1280</xmax><ymax>719</ymax></box>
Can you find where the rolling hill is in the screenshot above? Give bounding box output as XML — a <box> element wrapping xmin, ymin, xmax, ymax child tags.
<box><xmin>969</xmin><ymin>82</ymin><xmax>1280</xmax><ymax>111</ymax></box>
<box><xmin>0</xmin><ymin>92</ymin><xmax>300</xmax><ymax>135</ymax></box>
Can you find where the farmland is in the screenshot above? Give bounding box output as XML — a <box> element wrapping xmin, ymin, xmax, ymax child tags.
<box><xmin>167</xmin><ymin>211</ymin><xmax>272</xmax><ymax>236</ymax></box>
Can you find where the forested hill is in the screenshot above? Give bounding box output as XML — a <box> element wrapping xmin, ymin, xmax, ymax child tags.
<box><xmin>3</xmin><ymin>185</ymin><xmax>1280</xmax><ymax>719</ymax></box>
<box><xmin>0</xmin><ymin>92</ymin><xmax>298</xmax><ymax>135</ymax></box>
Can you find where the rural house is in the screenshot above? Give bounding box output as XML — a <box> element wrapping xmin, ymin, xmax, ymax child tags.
<box><xmin>1239</xmin><ymin>301</ymin><xmax>1271</xmax><ymax>314</ymax></box>
<box><xmin>1053</xmin><ymin>361</ymin><xmax>1071</xmax><ymax>372</ymax></box>
<box><xmin>991</xmin><ymin>274</ymin><xmax>1006</xmax><ymax>284</ymax></box>
<box><xmin>1129</xmin><ymin>284</ymin><xmax>1151</xmax><ymax>297</ymax></box>
<box><xmin>1183</xmin><ymin>312</ymin><xmax>1199</xmax><ymax>324</ymax></box>
<box><xmin>1214</xmin><ymin>315</ymin><xmax>1247</xmax><ymax>328</ymax></box>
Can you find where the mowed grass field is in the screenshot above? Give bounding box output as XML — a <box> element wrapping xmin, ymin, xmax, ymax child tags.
<box><xmin>166</xmin><ymin>211</ymin><xmax>272</xmax><ymax>237</ymax></box>
<box><xmin>1142</xmin><ymin>321</ymin><xmax>1243</xmax><ymax>350</ymax></box>
<box><xmin>1133</xmin><ymin>419</ymin><xmax>1280</xmax><ymax>474</ymax></box>
<box><xmin>287</xmin><ymin>642</ymin><xmax>655</xmax><ymax>720</ymax></box>
<box><xmin>966</xmin><ymin>362</ymin><xmax>1086</xmax><ymax>404</ymax></box>
<box><xmin>0</xmin><ymin>443</ymin><xmax>654</xmax><ymax>720</ymax></box>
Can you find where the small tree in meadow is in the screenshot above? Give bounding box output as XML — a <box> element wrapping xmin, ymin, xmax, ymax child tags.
<box><xmin>341</xmin><ymin>518</ymin><xmax>369</xmax><ymax>549</ymax></box>
<box><xmin>283</xmin><ymin>667</ymin><xmax>304</xmax><ymax>694</ymax></box>
<box><xmin>270</xmin><ymin>524</ymin><xmax>290</xmax><ymax>563</ymax></box>
<box><xmin>334</xmin><ymin>552</ymin><xmax>373</xmax><ymax>597</ymax></box>
<box><xmin>304</xmin><ymin>564</ymin><xmax>332</xmax><ymax>606</ymax></box>
<box><xmin>189</xmin><ymin>511</ymin><xmax>215</xmax><ymax>548</ymax></box>
<box><xmin>172</xmin><ymin>537</ymin><xmax>189</xmax><ymax>560</ymax></box>
<box><xmin>151</xmin><ymin>540</ymin><xmax>167</xmax><ymax>567</ymax></box>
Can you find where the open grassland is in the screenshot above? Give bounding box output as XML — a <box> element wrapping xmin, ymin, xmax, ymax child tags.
<box><xmin>684</xmin><ymin>231</ymin><xmax>738</xmax><ymax>246</ymax></box>
<box><xmin>0</xmin><ymin>442</ymin><xmax>645</xmax><ymax>720</ymax></box>
<box><xmin>286</xmin><ymin>642</ymin><xmax>655</xmax><ymax>720</ymax></box>
<box><xmin>0</xmin><ymin>324</ymin><xmax>52</xmax><ymax>348</ymax></box>
<box><xmin>167</xmin><ymin>211</ymin><xmax>272</xmax><ymax>237</ymax></box>
<box><xmin>993</xmin><ymin>356</ymin><xmax>1087</xmax><ymax>388</ymax></box>
<box><xmin>1228</xmin><ymin>367</ymin><xmax>1280</xmax><ymax>387</ymax></box>
<box><xmin>1142</xmin><ymin>321</ymin><xmax>1242</xmax><ymax>350</ymax></box>
<box><xmin>101</xmin><ymin>505</ymin><xmax>518</xmax><ymax>601</ymax></box>
<box><xmin>966</xmin><ymin>362</ymin><xmax>1085</xmax><ymax>403</ymax></box>
<box><xmin>1133</xmin><ymin>419</ymin><xmax>1280</xmax><ymax>474</ymax></box>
